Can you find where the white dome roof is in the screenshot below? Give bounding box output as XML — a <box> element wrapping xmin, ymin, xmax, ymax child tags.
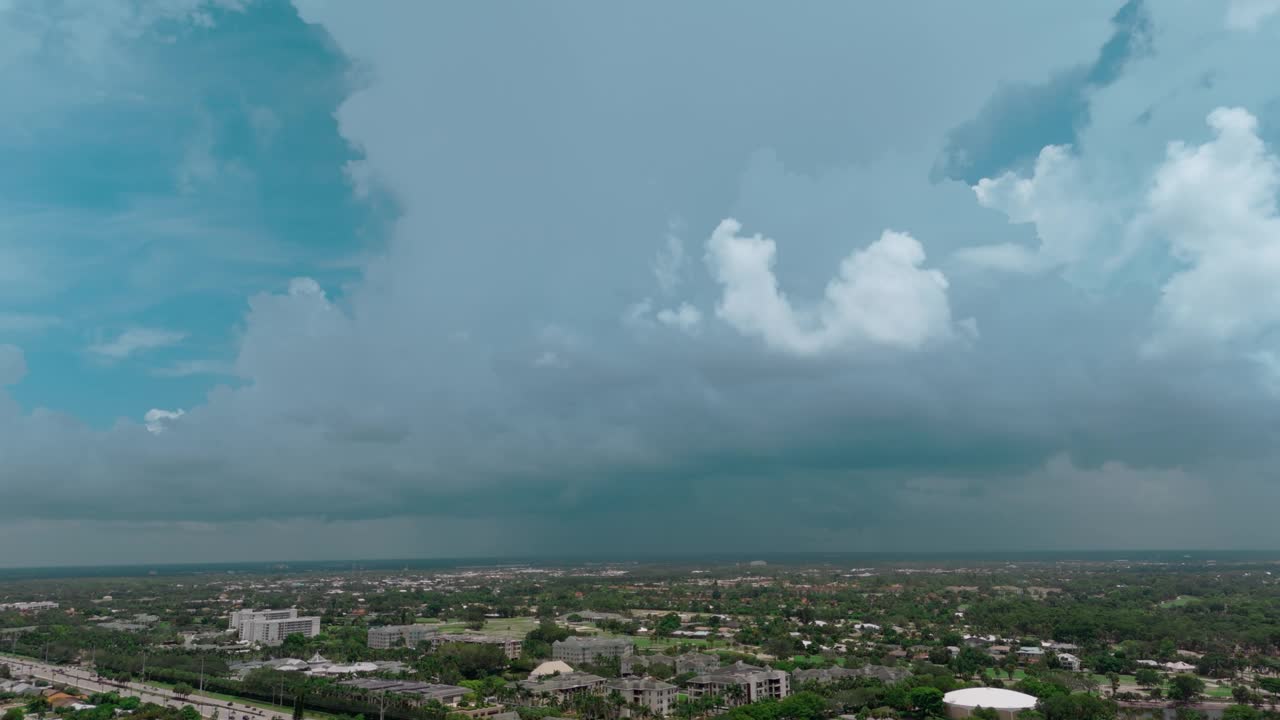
<box><xmin>943</xmin><ymin>688</ymin><xmax>1038</xmax><ymax>710</ymax></box>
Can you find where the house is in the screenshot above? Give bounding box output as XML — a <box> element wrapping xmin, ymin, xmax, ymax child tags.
<box><xmin>519</xmin><ymin>672</ymin><xmax>607</xmax><ymax>703</ymax></box>
<box><xmin>685</xmin><ymin>662</ymin><xmax>790</xmax><ymax>707</ymax></box>
<box><xmin>604</xmin><ymin>676</ymin><xmax>678</xmax><ymax>717</ymax></box>
<box><xmin>1056</xmin><ymin>654</ymin><xmax>1081</xmax><ymax>672</ymax></box>
<box><xmin>1164</xmin><ymin>661</ymin><xmax>1196</xmax><ymax>673</ymax></box>
<box><xmin>552</xmin><ymin>637</ymin><xmax>635</xmax><ymax>664</ymax></box>
<box><xmin>1016</xmin><ymin>647</ymin><xmax>1045</xmax><ymax>661</ymax></box>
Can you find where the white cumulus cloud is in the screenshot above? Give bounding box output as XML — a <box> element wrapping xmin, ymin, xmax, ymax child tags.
<box><xmin>656</xmin><ymin>303</ymin><xmax>702</xmax><ymax>333</ymax></box>
<box><xmin>957</xmin><ymin>144</ymin><xmax>1103</xmax><ymax>274</ymax></box>
<box><xmin>706</xmin><ymin>219</ymin><xmax>956</xmax><ymax>356</ymax></box>
<box><xmin>1137</xmin><ymin>107</ymin><xmax>1280</xmax><ymax>355</ymax></box>
<box><xmin>143</xmin><ymin>408</ymin><xmax>184</xmax><ymax>434</ymax></box>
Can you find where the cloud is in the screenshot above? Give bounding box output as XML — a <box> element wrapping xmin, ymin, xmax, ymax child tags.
<box><xmin>88</xmin><ymin>328</ymin><xmax>187</xmax><ymax>359</ymax></box>
<box><xmin>0</xmin><ymin>312</ymin><xmax>59</xmax><ymax>333</ymax></box>
<box><xmin>655</xmin><ymin>303</ymin><xmax>702</xmax><ymax>333</ymax></box>
<box><xmin>143</xmin><ymin>407</ymin><xmax>184</xmax><ymax>434</ymax></box>
<box><xmin>151</xmin><ymin>360</ymin><xmax>235</xmax><ymax>378</ymax></box>
<box><xmin>934</xmin><ymin>0</ymin><xmax>1151</xmax><ymax>183</ymax></box>
<box><xmin>706</xmin><ymin>219</ymin><xmax>956</xmax><ymax>356</ymax></box>
<box><xmin>652</xmin><ymin>227</ymin><xmax>686</xmax><ymax>295</ymax></box>
<box><xmin>957</xmin><ymin>145</ymin><xmax>1104</xmax><ymax>275</ymax></box>
<box><xmin>1225</xmin><ymin>0</ymin><xmax>1280</xmax><ymax>29</ymax></box>
<box><xmin>1136</xmin><ymin>108</ymin><xmax>1280</xmax><ymax>355</ymax></box>
<box><xmin>0</xmin><ymin>344</ymin><xmax>25</xmax><ymax>385</ymax></box>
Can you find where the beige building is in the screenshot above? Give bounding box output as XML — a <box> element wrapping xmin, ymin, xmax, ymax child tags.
<box><xmin>686</xmin><ymin>662</ymin><xmax>790</xmax><ymax>707</ymax></box>
<box><xmin>552</xmin><ymin>637</ymin><xmax>635</xmax><ymax>664</ymax></box>
<box><xmin>604</xmin><ymin>677</ymin><xmax>678</xmax><ymax>717</ymax></box>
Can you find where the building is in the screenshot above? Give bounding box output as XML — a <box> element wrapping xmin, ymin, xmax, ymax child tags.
<box><xmin>1056</xmin><ymin>653</ymin><xmax>1081</xmax><ymax>672</ymax></box>
<box><xmin>622</xmin><ymin>654</ymin><xmax>674</xmax><ymax>676</ymax></box>
<box><xmin>0</xmin><ymin>601</ymin><xmax>59</xmax><ymax>612</ymax></box>
<box><xmin>685</xmin><ymin>662</ymin><xmax>790</xmax><ymax>707</ymax></box>
<box><xmin>1016</xmin><ymin>647</ymin><xmax>1044</xmax><ymax>662</ymax></box>
<box><xmin>229</xmin><ymin>608</ymin><xmax>298</xmax><ymax>632</ymax></box>
<box><xmin>519</xmin><ymin>672</ymin><xmax>607</xmax><ymax>703</ymax></box>
<box><xmin>368</xmin><ymin>624</ymin><xmax>441</xmax><ymax>649</ymax></box>
<box><xmin>675</xmin><ymin>653</ymin><xmax>720</xmax><ymax>675</ymax></box>
<box><xmin>429</xmin><ymin>633</ymin><xmax>522</xmax><ymax>660</ymax></box>
<box><xmin>231</xmin><ymin>610</ymin><xmax>321</xmax><ymax>646</ymax></box>
<box><xmin>552</xmin><ymin>637</ymin><xmax>635</xmax><ymax>665</ymax></box>
<box><xmin>604</xmin><ymin>677</ymin><xmax>678</xmax><ymax>717</ymax></box>
<box><xmin>530</xmin><ymin>660</ymin><xmax>576</xmax><ymax>678</ymax></box>
<box><xmin>339</xmin><ymin>679</ymin><xmax>469</xmax><ymax>707</ymax></box>
<box><xmin>943</xmin><ymin>688</ymin><xmax>1038</xmax><ymax>720</ymax></box>
<box><xmin>792</xmin><ymin>665</ymin><xmax>909</xmax><ymax>686</ymax></box>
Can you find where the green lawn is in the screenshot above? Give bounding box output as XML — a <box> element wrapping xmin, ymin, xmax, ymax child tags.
<box><xmin>1206</xmin><ymin>685</ymin><xmax>1234</xmax><ymax>698</ymax></box>
<box><xmin>1089</xmin><ymin>674</ymin><xmax>1137</xmax><ymax>686</ymax></box>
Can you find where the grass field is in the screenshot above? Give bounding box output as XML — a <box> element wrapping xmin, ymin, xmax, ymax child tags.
<box><xmin>984</xmin><ymin>668</ymin><xmax>1029</xmax><ymax>680</ymax></box>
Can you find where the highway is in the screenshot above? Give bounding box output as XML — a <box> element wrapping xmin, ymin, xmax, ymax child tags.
<box><xmin>1</xmin><ymin>656</ymin><xmax>287</xmax><ymax>720</ymax></box>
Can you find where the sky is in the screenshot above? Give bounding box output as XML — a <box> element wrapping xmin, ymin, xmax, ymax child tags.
<box><xmin>4</xmin><ymin>0</ymin><xmax>1280</xmax><ymax>566</ymax></box>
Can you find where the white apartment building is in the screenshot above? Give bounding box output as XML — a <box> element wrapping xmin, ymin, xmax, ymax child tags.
<box><xmin>604</xmin><ymin>677</ymin><xmax>678</xmax><ymax>717</ymax></box>
<box><xmin>230</xmin><ymin>609</ymin><xmax>321</xmax><ymax>646</ymax></box>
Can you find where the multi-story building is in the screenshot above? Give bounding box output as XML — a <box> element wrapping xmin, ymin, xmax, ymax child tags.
<box><xmin>552</xmin><ymin>637</ymin><xmax>635</xmax><ymax>665</ymax></box>
<box><xmin>685</xmin><ymin>662</ymin><xmax>790</xmax><ymax>707</ymax></box>
<box><xmin>231</xmin><ymin>609</ymin><xmax>321</xmax><ymax>646</ymax></box>
<box><xmin>518</xmin><ymin>672</ymin><xmax>607</xmax><ymax>704</ymax></box>
<box><xmin>229</xmin><ymin>608</ymin><xmax>298</xmax><ymax>632</ymax></box>
<box><xmin>429</xmin><ymin>633</ymin><xmax>522</xmax><ymax>660</ymax></box>
<box><xmin>675</xmin><ymin>652</ymin><xmax>721</xmax><ymax>675</ymax></box>
<box><xmin>367</xmin><ymin>624</ymin><xmax>442</xmax><ymax>649</ymax></box>
<box><xmin>604</xmin><ymin>677</ymin><xmax>678</xmax><ymax>717</ymax></box>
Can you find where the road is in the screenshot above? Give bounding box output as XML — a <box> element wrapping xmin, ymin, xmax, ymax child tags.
<box><xmin>0</xmin><ymin>656</ymin><xmax>286</xmax><ymax>720</ymax></box>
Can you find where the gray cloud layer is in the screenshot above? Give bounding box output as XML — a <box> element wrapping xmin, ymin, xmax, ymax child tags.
<box><xmin>5</xmin><ymin>0</ymin><xmax>1280</xmax><ymax>563</ymax></box>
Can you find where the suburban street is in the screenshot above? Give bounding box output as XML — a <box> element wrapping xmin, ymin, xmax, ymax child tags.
<box><xmin>0</xmin><ymin>656</ymin><xmax>285</xmax><ymax>720</ymax></box>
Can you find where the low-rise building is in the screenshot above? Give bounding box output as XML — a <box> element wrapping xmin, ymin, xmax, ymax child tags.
<box><xmin>339</xmin><ymin>679</ymin><xmax>470</xmax><ymax>707</ymax></box>
<box><xmin>552</xmin><ymin>637</ymin><xmax>635</xmax><ymax>665</ymax></box>
<box><xmin>685</xmin><ymin>662</ymin><xmax>790</xmax><ymax>707</ymax></box>
<box><xmin>604</xmin><ymin>677</ymin><xmax>678</xmax><ymax>717</ymax></box>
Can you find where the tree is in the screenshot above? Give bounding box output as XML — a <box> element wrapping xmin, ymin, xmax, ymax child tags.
<box><xmin>181</xmin><ymin>706</ymin><xmax>201</xmax><ymax>720</ymax></box>
<box><xmin>1168</xmin><ymin>675</ymin><xmax>1205</xmax><ymax>705</ymax></box>
<box><xmin>3</xmin><ymin>708</ymin><xmax>24</xmax><ymax>720</ymax></box>
<box><xmin>764</xmin><ymin>637</ymin><xmax>795</xmax><ymax>660</ymax></box>
<box><xmin>909</xmin><ymin>687</ymin><xmax>945</xmax><ymax>718</ymax></box>
<box><xmin>1108</xmin><ymin>673</ymin><xmax>1120</xmax><ymax>696</ymax></box>
<box><xmin>1135</xmin><ymin>669</ymin><xmax>1160</xmax><ymax>688</ymax></box>
<box><xmin>1222</xmin><ymin>705</ymin><xmax>1261</xmax><ymax>720</ymax></box>
<box><xmin>173</xmin><ymin>682</ymin><xmax>194</xmax><ymax>696</ymax></box>
<box><xmin>1039</xmin><ymin>693</ymin><xmax>1117</xmax><ymax>720</ymax></box>
<box><xmin>973</xmin><ymin>709</ymin><xmax>1000</xmax><ymax>720</ymax></box>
